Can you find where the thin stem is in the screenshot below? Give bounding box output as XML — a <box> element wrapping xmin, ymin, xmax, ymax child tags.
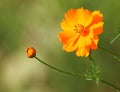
<box><xmin>89</xmin><ymin>52</ymin><xmax>96</xmax><ymax>66</ymax></box>
<box><xmin>34</xmin><ymin>56</ymin><xmax>82</xmax><ymax>79</ymax></box>
<box><xmin>89</xmin><ymin>55</ymin><xmax>95</xmax><ymax>64</ymax></box>
<box><xmin>100</xmin><ymin>79</ymin><xmax>120</xmax><ymax>92</ymax></box>
<box><xmin>98</xmin><ymin>45</ymin><xmax>120</xmax><ymax>61</ymax></box>
<box><xmin>110</xmin><ymin>32</ymin><xmax>120</xmax><ymax>44</ymax></box>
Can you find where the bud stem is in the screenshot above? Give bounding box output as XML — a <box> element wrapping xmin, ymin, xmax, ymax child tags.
<box><xmin>34</xmin><ymin>56</ymin><xmax>82</xmax><ymax>78</ymax></box>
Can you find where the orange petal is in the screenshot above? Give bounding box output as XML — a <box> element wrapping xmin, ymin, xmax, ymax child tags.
<box><xmin>61</xmin><ymin>20</ymin><xmax>74</xmax><ymax>31</ymax></box>
<box><xmin>91</xmin><ymin>10</ymin><xmax>103</xmax><ymax>25</ymax></box>
<box><xmin>63</xmin><ymin>37</ymin><xmax>79</xmax><ymax>52</ymax></box>
<box><xmin>58</xmin><ymin>31</ymin><xmax>76</xmax><ymax>44</ymax></box>
<box><xmin>65</xmin><ymin>9</ymin><xmax>78</xmax><ymax>25</ymax></box>
<box><xmin>58</xmin><ymin>31</ymin><xmax>80</xmax><ymax>52</ymax></box>
<box><xmin>76</xmin><ymin>47</ymin><xmax>90</xmax><ymax>57</ymax></box>
<box><xmin>75</xmin><ymin>37</ymin><xmax>92</xmax><ymax>57</ymax></box>
<box><xmin>90</xmin><ymin>22</ymin><xmax>104</xmax><ymax>35</ymax></box>
<box><xmin>77</xmin><ymin>36</ymin><xmax>92</xmax><ymax>48</ymax></box>
<box><xmin>61</xmin><ymin>9</ymin><xmax>79</xmax><ymax>31</ymax></box>
<box><xmin>76</xmin><ymin>8</ymin><xmax>92</xmax><ymax>27</ymax></box>
<box><xmin>90</xmin><ymin>39</ymin><xmax>98</xmax><ymax>50</ymax></box>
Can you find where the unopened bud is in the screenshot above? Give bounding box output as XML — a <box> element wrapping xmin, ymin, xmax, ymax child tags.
<box><xmin>26</xmin><ymin>47</ymin><xmax>36</xmax><ymax>58</ymax></box>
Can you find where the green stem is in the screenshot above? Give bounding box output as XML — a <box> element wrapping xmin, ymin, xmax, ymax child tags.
<box><xmin>89</xmin><ymin>54</ymin><xmax>96</xmax><ymax>65</ymax></box>
<box><xmin>100</xmin><ymin>79</ymin><xmax>120</xmax><ymax>92</ymax></box>
<box><xmin>110</xmin><ymin>32</ymin><xmax>120</xmax><ymax>44</ymax></box>
<box><xmin>34</xmin><ymin>56</ymin><xmax>82</xmax><ymax>78</ymax></box>
<box><xmin>98</xmin><ymin>45</ymin><xmax>120</xmax><ymax>61</ymax></box>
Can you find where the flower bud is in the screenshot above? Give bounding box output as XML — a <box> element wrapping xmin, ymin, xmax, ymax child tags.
<box><xmin>26</xmin><ymin>47</ymin><xmax>36</xmax><ymax>58</ymax></box>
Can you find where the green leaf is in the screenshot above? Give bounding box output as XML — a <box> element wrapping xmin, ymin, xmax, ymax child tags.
<box><xmin>83</xmin><ymin>63</ymin><xmax>100</xmax><ymax>84</ymax></box>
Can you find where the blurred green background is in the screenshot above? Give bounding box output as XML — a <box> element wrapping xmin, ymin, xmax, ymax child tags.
<box><xmin>0</xmin><ymin>0</ymin><xmax>120</xmax><ymax>92</ymax></box>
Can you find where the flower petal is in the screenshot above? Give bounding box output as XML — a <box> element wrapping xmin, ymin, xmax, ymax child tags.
<box><xmin>90</xmin><ymin>39</ymin><xmax>98</xmax><ymax>50</ymax></box>
<box><xmin>76</xmin><ymin>47</ymin><xmax>90</xmax><ymax>57</ymax></box>
<box><xmin>58</xmin><ymin>31</ymin><xmax>79</xmax><ymax>52</ymax></box>
<box><xmin>78</xmin><ymin>36</ymin><xmax>92</xmax><ymax>48</ymax></box>
<box><xmin>90</xmin><ymin>22</ymin><xmax>104</xmax><ymax>35</ymax></box>
<box><xmin>65</xmin><ymin>9</ymin><xmax>78</xmax><ymax>25</ymax></box>
<box><xmin>61</xmin><ymin>9</ymin><xmax>78</xmax><ymax>31</ymax></box>
<box><xmin>91</xmin><ymin>10</ymin><xmax>103</xmax><ymax>25</ymax></box>
<box><xmin>61</xmin><ymin>20</ymin><xmax>74</xmax><ymax>31</ymax></box>
<box><xmin>76</xmin><ymin>8</ymin><xmax>92</xmax><ymax>27</ymax></box>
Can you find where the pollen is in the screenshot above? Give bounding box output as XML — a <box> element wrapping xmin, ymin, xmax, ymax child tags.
<box><xmin>74</xmin><ymin>24</ymin><xmax>85</xmax><ymax>34</ymax></box>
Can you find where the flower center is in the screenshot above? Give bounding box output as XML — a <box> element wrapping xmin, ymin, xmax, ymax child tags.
<box><xmin>74</xmin><ymin>24</ymin><xmax>85</xmax><ymax>34</ymax></box>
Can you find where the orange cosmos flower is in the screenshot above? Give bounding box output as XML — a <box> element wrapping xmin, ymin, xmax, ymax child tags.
<box><xmin>58</xmin><ymin>8</ymin><xmax>104</xmax><ymax>57</ymax></box>
<box><xmin>26</xmin><ymin>47</ymin><xmax>36</xmax><ymax>58</ymax></box>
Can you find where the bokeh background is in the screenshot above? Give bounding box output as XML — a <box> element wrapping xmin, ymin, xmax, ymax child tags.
<box><xmin>0</xmin><ymin>0</ymin><xmax>120</xmax><ymax>92</ymax></box>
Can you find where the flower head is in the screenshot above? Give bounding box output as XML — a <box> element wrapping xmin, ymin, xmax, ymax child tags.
<box><xmin>26</xmin><ymin>47</ymin><xmax>36</xmax><ymax>58</ymax></box>
<box><xmin>58</xmin><ymin>8</ymin><xmax>104</xmax><ymax>57</ymax></box>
